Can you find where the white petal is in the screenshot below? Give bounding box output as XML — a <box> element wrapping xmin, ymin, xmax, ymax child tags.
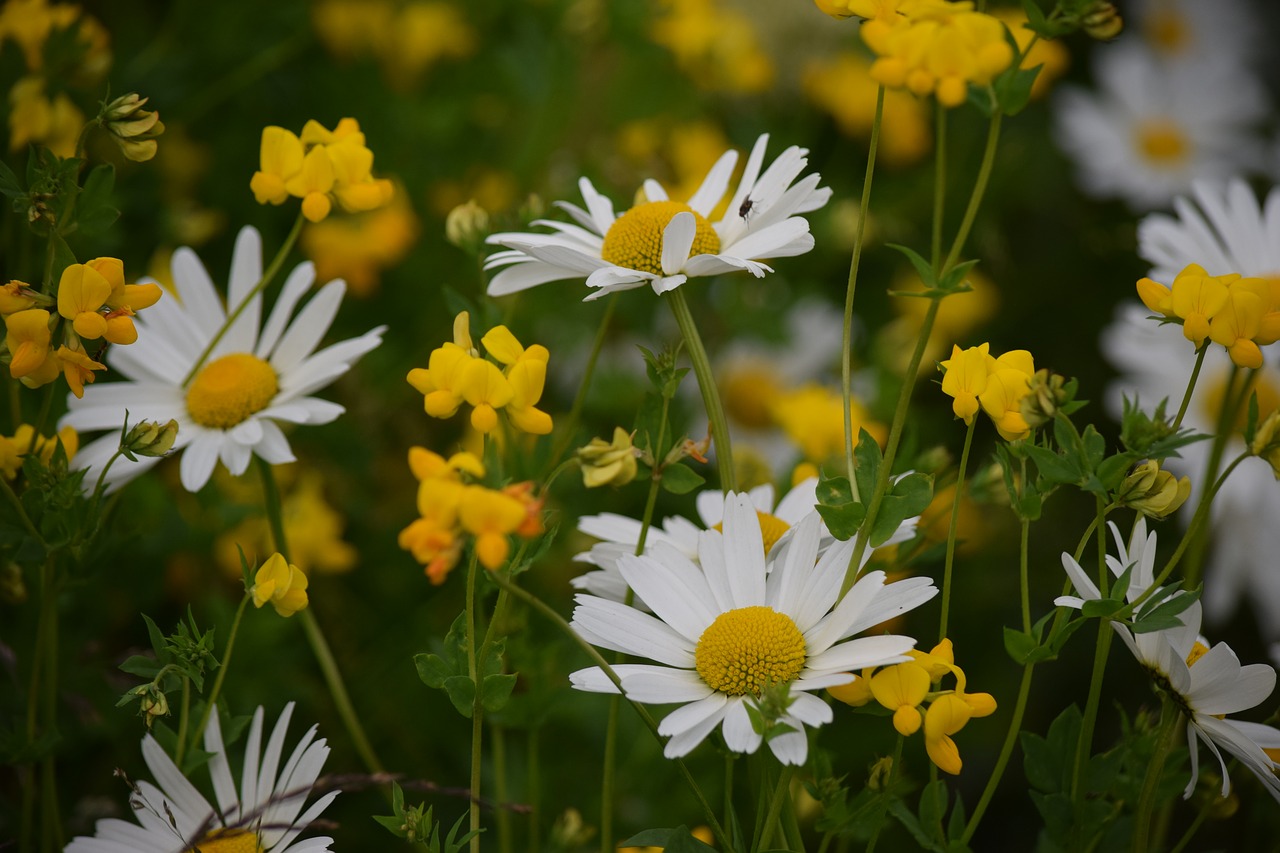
<box><xmin>721</xmin><ymin>698</ymin><xmax>763</xmax><ymax>753</ymax></box>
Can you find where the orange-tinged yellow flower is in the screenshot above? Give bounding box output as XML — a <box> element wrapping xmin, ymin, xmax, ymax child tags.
<box><xmin>251</xmin><ymin>553</ymin><xmax>310</xmax><ymax>617</ymax></box>
<box><xmin>56</xmin><ymin>342</ymin><xmax>105</xmax><ymax>398</ymax></box>
<box><xmin>1208</xmin><ymin>288</ymin><xmax>1265</xmax><ymax>369</ymax></box>
<box><xmin>458</xmin><ymin>485</ymin><xmax>526</xmax><ymax>569</ymax></box>
<box><xmin>4</xmin><ymin>308</ymin><xmax>53</xmax><ymax>380</ymax></box>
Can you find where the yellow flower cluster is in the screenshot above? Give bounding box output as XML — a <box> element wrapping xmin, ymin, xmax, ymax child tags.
<box><xmin>250</xmin><ymin>117</ymin><xmax>394</xmax><ymax>223</ymax></box>
<box><xmin>0</xmin><ymin>0</ymin><xmax>110</xmax><ymax>157</ymax></box>
<box><xmin>830</xmin><ymin>639</ymin><xmax>996</xmax><ymax>775</ymax></box>
<box><xmin>310</xmin><ymin>0</ymin><xmax>476</xmax><ymax>88</ymax></box>
<box><xmin>1137</xmin><ymin>263</ymin><xmax>1280</xmax><ymax>369</ymax></box>
<box><xmin>251</xmin><ymin>553</ymin><xmax>309</xmax><ymax>618</ymax></box>
<box><xmin>407</xmin><ymin>312</ymin><xmax>552</xmax><ymax>436</ymax></box>
<box><xmin>577</xmin><ymin>427</ymin><xmax>639</xmax><ymax>488</ymax></box>
<box><xmin>650</xmin><ymin>0</ymin><xmax>774</xmax><ymax>95</ymax></box>
<box><xmin>398</xmin><ymin>448</ymin><xmax>544</xmax><ymax>584</ymax></box>
<box><xmin>825</xmin><ymin>0</ymin><xmax>1015</xmax><ymax>108</ymax></box>
<box><xmin>769</xmin><ymin>384</ymin><xmax>887</xmax><ymax>465</ymax></box>
<box><xmin>0</xmin><ymin>424</ymin><xmax>77</xmax><ymax>480</ymax></box>
<box><xmin>939</xmin><ymin>342</ymin><xmax>1035</xmax><ymax>441</ymax></box>
<box><xmin>2</xmin><ymin>261</ymin><xmax>161</xmax><ymax>397</ymax></box>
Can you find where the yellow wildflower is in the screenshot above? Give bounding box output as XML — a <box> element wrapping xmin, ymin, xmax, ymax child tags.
<box><xmin>1208</xmin><ymin>287</ymin><xmax>1265</xmax><ymax>369</ymax></box>
<box><xmin>578</xmin><ymin>427</ymin><xmax>639</xmax><ymax>488</ymax></box>
<box><xmin>8</xmin><ymin>76</ymin><xmax>83</xmax><ymax>157</ymax></box>
<box><xmin>650</xmin><ymin>0</ymin><xmax>774</xmax><ymax>94</ymax></box>
<box><xmin>1117</xmin><ymin>460</ymin><xmax>1191</xmax><ymax>519</ymax></box>
<box><xmin>803</xmin><ymin>53</ymin><xmax>931</xmax><ymax>168</ymax></box>
<box><xmin>0</xmin><ymin>424</ymin><xmax>77</xmax><ymax>479</ymax></box>
<box><xmin>251</xmin><ymin>553</ymin><xmax>310</xmax><ymax>617</ymax></box>
<box><xmin>939</xmin><ymin>343</ymin><xmax>990</xmax><ymax>424</ymax></box>
<box><xmin>458</xmin><ymin>485</ymin><xmax>526</xmax><ymax>570</ymax></box>
<box><xmin>991</xmin><ymin>8</ymin><xmax>1069</xmax><ymax>99</ymax></box>
<box><xmin>979</xmin><ymin>349</ymin><xmax>1035</xmax><ymax>441</ymax></box>
<box><xmin>56</xmin><ymin>342</ymin><xmax>106</xmax><ymax>398</ymax></box>
<box><xmin>4</xmin><ymin>308</ymin><xmax>54</xmax><ymax>381</ymax></box>
<box><xmin>250</xmin><ymin>126</ymin><xmax>305</xmax><ymax>205</ymax></box>
<box><xmin>301</xmin><ymin>194</ymin><xmax>418</xmax><ymax>296</ymax></box>
<box><xmin>1</xmin><ymin>280</ymin><xmax>38</xmax><ymax>315</ymax></box>
<box><xmin>57</xmin><ymin>262</ymin><xmax>113</xmax><ymax>342</ymax></box>
<box><xmin>770</xmin><ymin>384</ymin><xmax>886</xmax><ymax>465</ymax></box>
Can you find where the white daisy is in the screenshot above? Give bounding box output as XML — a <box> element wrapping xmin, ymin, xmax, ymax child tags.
<box><xmin>569</xmin><ymin>493</ymin><xmax>937</xmax><ymax>765</ymax></box>
<box><xmin>1128</xmin><ymin>0</ymin><xmax>1262</xmax><ymax>66</ymax></box>
<box><xmin>1057</xmin><ymin>519</ymin><xmax>1280</xmax><ymax>803</ymax></box>
<box><xmin>1101</xmin><ymin>302</ymin><xmax>1280</xmax><ymax>643</ymax></box>
<box><xmin>61</xmin><ymin>226</ymin><xmax>385</xmax><ymax>492</ymax></box>
<box><xmin>484</xmin><ymin>133</ymin><xmax>831</xmax><ymax>301</ymax></box>
<box><xmin>1138</xmin><ymin>178</ymin><xmax>1280</xmax><ymax>284</ymax></box>
<box><xmin>65</xmin><ymin>702</ymin><xmax>337</xmax><ymax>852</ymax></box>
<box><xmin>1053</xmin><ymin>40</ymin><xmax>1267</xmax><ymax>210</ymax></box>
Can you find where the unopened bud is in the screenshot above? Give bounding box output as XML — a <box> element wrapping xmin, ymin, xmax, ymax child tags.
<box><xmin>444</xmin><ymin>199</ymin><xmax>490</xmax><ymax>251</ymax></box>
<box><xmin>868</xmin><ymin>755</ymin><xmax>894</xmax><ymax>790</ymax></box>
<box><xmin>577</xmin><ymin>427</ymin><xmax>638</xmax><ymax>488</ymax></box>
<box><xmin>123</xmin><ymin>418</ymin><xmax>179</xmax><ymax>458</ymax></box>
<box><xmin>1249</xmin><ymin>411</ymin><xmax>1280</xmax><ymax>480</ymax></box>
<box><xmin>550</xmin><ymin>808</ymin><xmax>595</xmax><ymax>848</ymax></box>
<box><xmin>1116</xmin><ymin>460</ymin><xmax>1191</xmax><ymax>519</ymax></box>
<box><xmin>1082</xmin><ymin>2</ymin><xmax>1123</xmax><ymax>40</ymax></box>
<box><xmin>0</xmin><ymin>561</ymin><xmax>27</xmax><ymax>604</ymax></box>
<box><xmin>1021</xmin><ymin>369</ymin><xmax>1070</xmax><ymax>430</ymax></box>
<box><xmin>137</xmin><ymin>685</ymin><xmax>169</xmax><ymax>728</ymax></box>
<box><xmin>101</xmin><ymin>93</ymin><xmax>165</xmax><ymax>162</ymax></box>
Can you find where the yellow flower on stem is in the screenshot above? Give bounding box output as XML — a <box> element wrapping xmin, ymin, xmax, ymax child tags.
<box><xmin>870</xmin><ymin>661</ymin><xmax>931</xmax><ymax>735</ymax></box>
<box><xmin>482</xmin><ymin>325</ymin><xmax>552</xmax><ymax>435</ymax></box>
<box><xmin>939</xmin><ymin>343</ymin><xmax>990</xmax><ymax>424</ymax></box>
<box><xmin>770</xmin><ymin>384</ymin><xmax>886</xmax><ymax>464</ymax></box>
<box><xmin>399</xmin><ymin>447</ymin><xmax>483</xmax><ymax>584</ymax></box>
<box><xmin>56</xmin><ymin>342</ymin><xmax>106</xmax><ymax>398</ymax></box>
<box><xmin>286</xmin><ymin>146</ymin><xmax>337</xmax><ymax>223</ymax></box>
<box><xmin>458</xmin><ymin>485</ymin><xmax>526</xmax><ymax>570</ymax></box>
<box><xmin>1169</xmin><ymin>263</ymin><xmax>1229</xmax><ymax>345</ymax></box>
<box><xmin>56</xmin><ymin>263</ymin><xmax>113</xmax><ymax>342</ymax></box>
<box><xmin>1208</xmin><ymin>288</ymin><xmax>1266</xmax><ymax>369</ymax></box>
<box><xmin>4</xmin><ymin>308</ymin><xmax>54</xmax><ymax>381</ymax></box>
<box><xmin>1</xmin><ymin>424</ymin><xmax>77</xmax><ymax>479</ymax></box>
<box><xmin>251</xmin><ymin>552</ymin><xmax>309</xmax><ymax>617</ymax></box>
<box><xmin>979</xmin><ymin>350</ymin><xmax>1035</xmax><ymax>441</ymax></box>
<box><xmin>250</xmin><ymin>126</ymin><xmax>305</xmax><ymax>206</ymax></box>
<box><xmin>1</xmin><ymin>280</ymin><xmax>38</xmax><ymax>315</ymax></box>
<box><xmin>578</xmin><ymin>427</ymin><xmax>639</xmax><ymax>488</ymax></box>
<box><xmin>1117</xmin><ymin>459</ymin><xmax>1191</xmax><ymax>519</ymax></box>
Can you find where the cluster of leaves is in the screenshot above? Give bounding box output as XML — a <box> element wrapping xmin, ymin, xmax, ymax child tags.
<box><xmin>414</xmin><ymin>611</ymin><xmax>516</xmax><ymax>719</ymax></box>
<box><xmin>374</xmin><ymin>781</ymin><xmax>480</xmax><ymax>852</ymax></box>
<box><xmin>816</xmin><ymin>429</ymin><xmax>933</xmax><ymax>545</ymax></box>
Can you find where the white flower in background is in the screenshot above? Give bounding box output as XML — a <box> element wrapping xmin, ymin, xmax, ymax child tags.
<box><xmin>1057</xmin><ymin>521</ymin><xmax>1280</xmax><ymax>802</ymax></box>
<box><xmin>1128</xmin><ymin>0</ymin><xmax>1261</xmax><ymax>66</ymax></box>
<box><xmin>1053</xmin><ymin>41</ymin><xmax>1267</xmax><ymax>210</ymax></box>
<box><xmin>484</xmin><ymin>133</ymin><xmax>830</xmax><ymax>300</ymax></box>
<box><xmin>62</xmin><ymin>227</ymin><xmax>385</xmax><ymax>492</ymax></box>
<box><xmin>65</xmin><ymin>703</ymin><xmax>337</xmax><ymax>852</ymax></box>
<box><xmin>1138</xmin><ymin>179</ymin><xmax>1280</xmax><ymax>284</ymax></box>
<box><xmin>1101</xmin><ymin>302</ymin><xmax>1280</xmax><ymax>650</ymax></box>
<box><xmin>570</xmin><ymin>496</ymin><xmax>937</xmax><ymax>764</ymax></box>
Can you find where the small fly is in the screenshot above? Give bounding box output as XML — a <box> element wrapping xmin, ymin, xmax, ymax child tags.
<box><xmin>738</xmin><ymin>196</ymin><xmax>756</xmax><ymax>220</ymax></box>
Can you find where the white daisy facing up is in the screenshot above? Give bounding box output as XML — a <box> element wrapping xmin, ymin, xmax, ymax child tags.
<box><xmin>484</xmin><ymin>133</ymin><xmax>831</xmax><ymax>301</ymax></box>
<box><xmin>1057</xmin><ymin>520</ymin><xmax>1280</xmax><ymax>803</ymax></box>
<box><xmin>1138</xmin><ymin>178</ymin><xmax>1280</xmax><ymax>285</ymax></box>
<box><xmin>65</xmin><ymin>702</ymin><xmax>337</xmax><ymax>852</ymax></box>
<box><xmin>1053</xmin><ymin>41</ymin><xmax>1267</xmax><ymax>210</ymax></box>
<box><xmin>570</xmin><ymin>494</ymin><xmax>937</xmax><ymax>764</ymax></box>
<box><xmin>62</xmin><ymin>227</ymin><xmax>385</xmax><ymax>492</ymax></box>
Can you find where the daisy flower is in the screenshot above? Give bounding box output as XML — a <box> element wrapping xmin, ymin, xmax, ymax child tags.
<box><xmin>66</xmin><ymin>702</ymin><xmax>337</xmax><ymax>852</ymax></box>
<box><xmin>1053</xmin><ymin>41</ymin><xmax>1267</xmax><ymax>210</ymax></box>
<box><xmin>484</xmin><ymin>133</ymin><xmax>831</xmax><ymax>301</ymax></box>
<box><xmin>62</xmin><ymin>226</ymin><xmax>385</xmax><ymax>492</ymax></box>
<box><xmin>1138</xmin><ymin>178</ymin><xmax>1280</xmax><ymax>285</ymax></box>
<box><xmin>1101</xmin><ymin>302</ymin><xmax>1280</xmax><ymax>646</ymax></box>
<box><xmin>570</xmin><ymin>494</ymin><xmax>937</xmax><ymax>764</ymax></box>
<box><xmin>1058</xmin><ymin>528</ymin><xmax>1280</xmax><ymax>803</ymax></box>
<box><xmin>1128</xmin><ymin>0</ymin><xmax>1261</xmax><ymax>66</ymax></box>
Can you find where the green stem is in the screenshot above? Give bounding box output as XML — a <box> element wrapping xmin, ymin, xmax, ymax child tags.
<box><xmin>190</xmin><ymin>594</ymin><xmax>249</xmax><ymax>755</ymax></box>
<box><xmin>666</xmin><ymin>287</ymin><xmax>735</xmax><ymax>493</ymax></box>
<box><xmin>1019</xmin><ymin>516</ymin><xmax>1032</xmax><ymax>635</ymax></box>
<box><xmin>173</xmin><ymin>677</ymin><xmax>191</xmax><ymax>768</ymax></box>
<box><xmin>488</xmin><ymin>572</ymin><xmax>733</xmax><ymax>851</ymax></box>
<box><xmin>942</xmin><ymin>113</ymin><xmax>1002</xmax><ymax>273</ymax></box>
<box><xmin>938</xmin><ymin>417</ymin><xmax>976</xmax><ymax>639</ymax></box>
<box><xmin>1171</xmin><ymin>343</ymin><xmax>1209</xmax><ymax>431</ymax></box>
<box><xmin>493</xmin><ymin>723</ymin><xmax>512</xmax><ymax>853</ymax></box>
<box><xmin>961</xmin><ymin>663</ymin><xmax>1036</xmax><ymax>843</ymax></box>
<box><xmin>466</xmin><ymin>551</ymin><xmax>483</xmax><ymax>853</ymax></box>
<box><xmin>725</xmin><ymin>754</ymin><xmax>736</xmax><ymax>838</ymax></box>
<box><xmin>1166</xmin><ymin>786</ymin><xmax>1213</xmax><ymax>853</ymax></box>
<box><xmin>546</xmin><ymin>294</ymin><xmax>618</xmax><ymax>476</ymax></box>
<box><xmin>528</xmin><ymin>728</ymin><xmax>542</xmax><ymax>853</ymax></box>
<box><xmin>256</xmin><ymin>458</ymin><xmax>385</xmax><ymax>774</ymax></box>
<box><xmin>758</xmin><ymin>765</ymin><xmax>795</xmax><ymax>852</ymax></box>
<box><xmin>1070</xmin><ymin>626</ymin><xmax>1113</xmax><ymax>804</ymax></box>
<box><xmin>930</xmin><ymin>101</ymin><xmax>947</xmax><ymax>272</ymax></box>
<box><xmin>181</xmin><ymin>212</ymin><xmax>305</xmax><ymax>387</ymax></box>
<box><xmin>1</xmin><ymin>476</ymin><xmax>45</xmax><ymax>546</ymax></box>
<box><xmin>842</xmin><ymin>86</ymin><xmax>884</xmax><ymax>501</ymax></box>
<box><xmin>1132</xmin><ymin>702</ymin><xmax>1181</xmax><ymax>853</ymax></box>
<box><xmin>38</xmin><ymin>556</ymin><xmax>61</xmax><ymax>853</ymax></box>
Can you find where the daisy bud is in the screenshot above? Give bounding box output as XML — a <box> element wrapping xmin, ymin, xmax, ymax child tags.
<box><xmin>577</xmin><ymin>427</ymin><xmax>639</xmax><ymax>488</ymax></box>
<box><xmin>1116</xmin><ymin>460</ymin><xmax>1191</xmax><ymax>518</ymax></box>
<box><xmin>123</xmin><ymin>418</ymin><xmax>179</xmax><ymax>458</ymax></box>
<box><xmin>445</xmin><ymin>200</ymin><xmax>490</xmax><ymax>251</ymax></box>
<box><xmin>1249</xmin><ymin>412</ymin><xmax>1280</xmax><ymax>480</ymax></box>
<box><xmin>100</xmin><ymin>93</ymin><xmax>165</xmax><ymax>162</ymax></box>
<box><xmin>1081</xmin><ymin>2</ymin><xmax>1123</xmax><ymax>41</ymax></box>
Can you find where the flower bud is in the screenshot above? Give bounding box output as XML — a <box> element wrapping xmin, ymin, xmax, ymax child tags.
<box><xmin>122</xmin><ymin>418</ymin><xmax>179</xmax><ymax>458</ymax></box>
<box><xmin>1116</xmin><ymin>460</ymin><xmax>1191</xmax><ymax>518</ymax></box>
<box><xmin>137</xmin><ymin>685</ymin><xmax>169</xmax><ymax>728</ymax></box>
<box><xmin>1020</xmin><ymin>368</ymin><xmax>1069</xmax><ymax>430</ymax></box>
<box><xmin>101</xmin><ymin>93</ymin><xmax>165</xmax><ymax>162</ymax></box>
<box><xmin>0</xmin><ymin>561</ymin><xmax>26</xmax><ymax>605</ymax></box>
<box><xmin>1082</xmin><ymin>2</ymin><xmax>1123</xmax><ymax>40</ymax></box>
<box><xmin>1249</xmin><ymin>411</ymin><xmax>1280</xmax><ymax>480</ymax></box>
<box><xmin>577</xmin><ymin>427</ymin><xmax>638</xmax><ymax>488</ymax></box>
<box><xmin>444</xmin><ymin>199</ymin><xmax>490</xmax><ymax>251</ymax></box>
<box><xmin>1</xmin><ymin>281</ymin><xmax>39</xmax><ymax>315</ymax></box>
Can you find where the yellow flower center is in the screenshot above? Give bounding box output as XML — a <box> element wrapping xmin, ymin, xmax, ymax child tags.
<box><xmin>1185</xmin><ymin>640</ymin><xmax>1210</xmax><ymax>668</ymax></box>
<box><xmin>1201</xmin><ymin>370</ymin><xmax>1279</xmax><ymax>436</ymax></box>
<box><xmin>186</xmin><ymin>353</ymin><xmax>279</xmax><ymax>429</ymax></box>
<box><xmin>1146</xmin><ymin>10</ymin><xmax>1188</xmax><ymax>54</ymax></box>
<box><xmin>694</xmin><ymin>605</ymin><xmax>806</xmax><ymax>696</ymax></box>
<box><xmin>1135</xmin><ymin>120</ymin><xmax>1190</xmax><ymax>166</ymax></box>
<box><xmin>185</xmin><ymin>829</ymin><xmax>264</xmax><ymax>853</ymax></box>
<box><xmin>721</xmin><ymin>364</ymin><xmax>783</xmax><ymax>429</ymax></box>
<box><xmin>714</xmin><ymin>510</ymin><xmax>792</xmax><ymax>554</ymax></box>
<box><xmin>600</xmin><ymin>200</ymin><xmax>721</xmax><ymax>276</ymax></box>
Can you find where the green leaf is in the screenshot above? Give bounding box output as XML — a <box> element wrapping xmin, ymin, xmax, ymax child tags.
<box><xmin>480</xmin><ymin>673</ymin><xmax>517</xmax><ymax>712</ymax></box>
<box><xmin>918</xmin><ymin>778</ymin><xmax>948</xmax><ymax>835</ymax></box>
<box><xmin>661</xmin><ymin>462</ymin><xmax>705</xmax><ymax>495</ymax></box>
<box><xmin>1080</xmin><ymin>598</ymin><xmax>1124</xmax><ymax>620</ymax></box>
<box><xmin>0</xmin><ymin>158</ymin><xmax>22</xmax><ymax>199</ymax></box>
<box><xmin>870</xmin><ymin>472</ymin><xmax>932</xmax><ymax>547</ymax></box>
<box><xmin>620</xmin><ymin>827</ymin><xmax>716</xmax><ymax>852</ymax></box>
<box><xmin>1095</xmin><ymin>453</ymin><xmax>1135</xmax><ymax>493</ymax></box>
<box><xmin>1023</xmin><ymin>443</ymin><xmax>1080</xmax><ymax>485</ymax></box>
<box><xmin>886</xmin><ymin>243</ymin><xmax>938</xmax><ymax>289</ymax></box>
<box><xmin>938</xmin><ymin>259</ymin><xmax>980</xmax><ymax>293</ymax></box>
<box><xmin>816</xmin><ymin>499</ymin><xmax>865</xmax><ymax>542</ymax></box>
<box><xmin>142</xmin><ymin>614</ymin><xmax>170</xmax><ymax>663</ymax></box>
<box><xmin>77</xmin><ymin>163</ymin><xmax>119</xmax><ymax>235</ymax></box>
<box><xmin>854</xmin><ymin>429</ymin><xmax>882</xmax><ymax>502</ymax></box>
<box><xmin>887</xmin><ymin>796</ymin><xmax>946</xmax><ymax>852</ymax></box>
<box><xmin>1002</xmin><ymin>627</ymin><xmax>1040</xmax><ymax>664</ymax></box>
<box><xmin>414</xmin><ymin>653</ymin><xmax>454</xmax><ymax>689</ymax></box>
<box><xmin>443</xmin><ymin>675</ymin><xmax>476</xmax><ymax>717</ymax></box>
<box><xmin>995</xmin><ymin>63</ymin><xmax>1041</xmax><ymax>116</ymax></box>
<box><xmin>118</xmin><ymin>654</ymin><xmax>162</xmax><ymax>679</ymax></box>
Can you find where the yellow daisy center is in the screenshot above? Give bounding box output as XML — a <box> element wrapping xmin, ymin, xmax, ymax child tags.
<box><xmin>186</xmin><ymin>353</ymin><xmax>279</xmax><ymax>429</ymax></box>
<box><xmin>600</xmin><ymin>200</ymin><xmax>721</xmax><ymax>276</ymax></box>
<box><xmin>1201</xmin><ymin>370</ymin><xmax>1279</xmax><ymax>436</ymax></box>
<box><xmin>1146</xmin><ymin>10</ymin><xmax>1188</xmax><ymax>54</ymax></box>
<box><xmin>1135</xmin><ymin>120</ymin><xmax>1190</xmax><ymax>166</ymax></box>
<box><xmin>715</xmin><ymin>510</ymin><xmax>792</xmax><ymax>555</ymax></box>
<box><xmin>721</xmin><ymin>364</ymin><xmax>783</xmax><ymax>429</ymax></box>
<box><xmin>694</xmin><ymin>605</ymin><xmax>806</xmax><ymax>696</ymax></box>
<box><xmin>185</xmin><ymin>829</ymin><xmax>264</xmax><ymax>853</ymax></box>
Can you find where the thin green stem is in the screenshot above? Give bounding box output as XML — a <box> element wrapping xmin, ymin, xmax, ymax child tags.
<box><xmin>1019</xmin><ymin>517</ymin><xmax>1032</xmax><ymax>634</ymax></box>
<box><xmin>25</xmin><ymin>382</ymin><xmax>55</xmax><ymax>454</ymax></box>
<box><xmin>758</xmin><ymin>765</ymin><xmax>795</xmax><ymax>852</ymax></box>
<box><xmin>666</xmin><ymin>287</ymin><xmax>734</xmax><ymax>492</ymax></box>
<box><xmin>493</xmin><ymin>723</ymin><xmax>512</xmax><ymax>853</ymax></box>
<box><xmin>1171</xmin><ymin>344</ymin><xmax>1209</xmax><ymax>431</ymax></box>
<box><xmin>938</xmin><ymin>417</ymin><xmax>976</xmax><ymax>639</ymax></box>
<box><xmin>467</xmin><ymin>548</ymin><xmax>483</xmax><ymax>853</ymax></box>
<box><xmin>1070</xmin><ymin>626</ymin><xmax>1113</xmax><ymax>804</ymax></box>
<box><xmin>488</xmin><ymin>572</ymin><xmax>733</xmax><ymax>851</ymax></box>
<box><xmin>1132</xmin><ymin>702</ymin><xmax>1182</xmax><ymax>853</ymax></box>
<box><xmin>257</xmin><ymin>458</ymin><xmax>385</xmax><ymax>774</ymax></box>
<box><xmin>181</xmin><ymin>212</ymin><xmax>305</xmax><ymax>387</ymax></box>
<box><xmin>38</xmin><ymin>556</ymin><xmax>61</xmax><ymax>853</ymax></box>
<box><xmin>842</xmin><ymin>86</ymin><xmax>885</xmax><ymax>501</ymax></box>
<box><xmin>1166</xmin><ymin>787</ymin><xmax>1213</xmax><ymax>853</ymax></box>
<box><xmin>546</xmin><ymin>294</ymin><xmax>618</xmax><ymax>476</ymax></box>
<box><xmin>942</xmin><ymin>113</ymin><xmax>1003</xmax><ymax>272</ymax></box>
<box><xmin>961</xmin><ymin>662</ymin><xmax>1036</xmax><ymax>843</ymax></box>
<box><xmin>190</xmin><ymin>594</ymin><xmax>249</xmax><ymax>755</ymax></box>
<box><xmin>930</xmin><ymin>101</ymin><xmax>947</xmax><ymax>272</ymax></box>
<box><xmin>527</xmin><ymin>728</ymin><xmax>542</xmax><ymax>853</ymax></box>
<box><xmin>173</xmin><ymin>677</ymin><xmax>191</xmax><ymax>768</ymax></box>
<box><xmin>725</xmin><ymin>754</ymin><xmax>736</xmax><ymax>839</ymax></box>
